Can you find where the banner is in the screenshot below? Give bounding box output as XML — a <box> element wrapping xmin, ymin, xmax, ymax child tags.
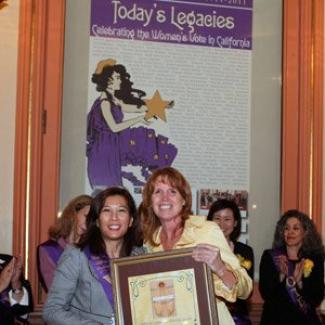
<box><xmin>87</xmin><ymin>0</ymin><xmax>253</xmax><ymax>237</ymax></box>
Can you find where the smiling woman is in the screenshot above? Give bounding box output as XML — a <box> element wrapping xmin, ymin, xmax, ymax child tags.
<box><xmin>140</xmin><ymin>167</ymin><xmax>253</xmax><ymax>325</ymax></box>
<box><xmin>96</xmin><ymin>195</ymin><xmax>134</xmax><ymax>253</ymax></box>
<box><xmin>207</xmin><ymin>199</ymin><xmax>254</xmax><ymax>325</ymax></box>
<box><xmin>259</xmin><ymin>210</ymin><xmax>324</xmax><ymax>325</ymax></box>
<box><xmin>43</xmin><ymin>187</ymin><xmax>144</xmax><ymax>325</ymax></box>
<box><xmin>6</xmin><ymin>0</ymin><xmax>322</xmax><ymax>316</ymax></box>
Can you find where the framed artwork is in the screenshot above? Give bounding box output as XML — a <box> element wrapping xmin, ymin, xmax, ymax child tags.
<box><xmin>111</xmin><ymin>248</ymin><xmax>218</xmax><ymax>324</ymax></box>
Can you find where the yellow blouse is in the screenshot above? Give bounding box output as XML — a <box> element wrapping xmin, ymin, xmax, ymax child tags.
<box><xmin>144</xmin><ymin>215</ymin><xmax>253</xmax><ymax>325</ymax></box>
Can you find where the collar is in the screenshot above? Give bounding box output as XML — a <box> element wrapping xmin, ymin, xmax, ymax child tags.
<box><xmin>149</xmin><ymin>215</ymin><xmax>206</xmax><ymax>250</ymax></box>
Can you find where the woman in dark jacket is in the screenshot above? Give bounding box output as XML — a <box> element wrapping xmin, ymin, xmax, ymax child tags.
<box><xmin>207</xmin><ymin>199</ymin><xmax>254</xmax><ymax>325</ymax></box>
<box><xmin>259</xmin><ymin>209</ymin><xmax>324</xmax><ymax>325</ymax></box>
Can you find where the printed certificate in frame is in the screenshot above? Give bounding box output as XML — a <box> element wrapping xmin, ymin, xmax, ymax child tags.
<box><xmin>111</xmin><ymin>248</ymin><xmax>218</xmax><ymax>324</ymax></box>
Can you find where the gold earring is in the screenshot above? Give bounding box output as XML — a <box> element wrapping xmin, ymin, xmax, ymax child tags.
<box><xmin>129</xmin><ymin>217</ymin><xmax>134</xmax><ymax>228</ymax></box>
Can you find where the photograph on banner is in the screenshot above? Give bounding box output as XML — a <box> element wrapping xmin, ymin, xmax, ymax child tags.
<box><xmin>198</xmin><ymin>188</ymin><xmax>249</xmax><ymax>243</ymax></box>
<box><xmin>198</xmin><ymin>189</ymin><xmax>248</xmax><ymax>216</ymax></box>
<box><xmin>86</xmin><ymin>0</ymin><xmax>253</xmax><ymax>213</ymax></box>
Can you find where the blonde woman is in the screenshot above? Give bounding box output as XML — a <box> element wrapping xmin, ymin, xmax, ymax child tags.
<box><xmin>37</xmin><ymin>194</ymin><xmax>92</xmax><ymax>292</ymax></box>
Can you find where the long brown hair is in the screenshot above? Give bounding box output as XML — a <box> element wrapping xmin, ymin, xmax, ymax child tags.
<box><xmin>48</xmin><ymin>195</ymin><xmax>92</xmax><ymax>241</ymax></box>
<box><xmin>141</xmin><ymin>167</ymin><xmax>192</xmax><ymax>246</ymax></box>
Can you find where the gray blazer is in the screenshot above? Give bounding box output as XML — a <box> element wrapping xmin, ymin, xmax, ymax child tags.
<box><xmin>43</xmin><ymin>245</ymin><xmax>144</xmax><ymax>325</ymax></box>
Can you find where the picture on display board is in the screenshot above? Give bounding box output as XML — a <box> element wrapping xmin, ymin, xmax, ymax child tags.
<box><xmin>86</xmin><ymin>0</ymin><xmax>253</xmax><ymax>212</ymax></box>
<box><xmin>87</xmin><ymin>57</ymin><xmax>178</xmax><ymax>190</ymax></box>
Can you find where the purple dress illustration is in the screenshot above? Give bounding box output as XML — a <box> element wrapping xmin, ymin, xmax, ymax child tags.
<box><xmin>86</xmin><ymin>59</ymin><xmax>178</xmax><ymax>189</ymax></box>
<box><xmin>87</xmin><ymin>98</ymin><xmax>177</xmax><ymax>188</ymax></box>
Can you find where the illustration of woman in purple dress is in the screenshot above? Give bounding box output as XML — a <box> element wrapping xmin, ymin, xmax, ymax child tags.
<box><xmin>87</xmin><ymin>58</ymin><xmax>177</xmax><ymax>189</ymax></box>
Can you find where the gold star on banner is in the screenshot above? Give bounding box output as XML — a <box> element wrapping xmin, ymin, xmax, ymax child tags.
<box><xmin>144</xmin><ymin>90</ymin><xmax>170</xmax><ymax>122</ymax></box>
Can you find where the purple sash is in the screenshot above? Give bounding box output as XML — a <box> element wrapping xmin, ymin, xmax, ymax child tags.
<box><xmin>232</xmin><ymin>314</ymin><xmax>252</xmax><ymax>325</ymax></box>
<box><xmin>84</xmin><ymin>246</ymin><xmax>114</xmax><ymax>307</ymax></box>
<box><xmin>0</xmin><ymin>288</ymin><xmax>10</xmax><ymax>307</ymax></box>
<box><xmin>43</xmin><ymin>240</ymin><xmax>64</xmax><ymax>265</ymax></box>
<box><xmin>270</xmin><ymin>249</ymin><xmax>321</xmax><ymax>324</ymax></box>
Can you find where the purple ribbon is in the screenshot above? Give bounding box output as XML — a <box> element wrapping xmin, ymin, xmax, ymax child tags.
<box><xmin>84</xmin><ymin>246</ymin><xmax>114</xmax><ymax>307</ymax></box>
<box><xmin>232</xmin><ymin>315</ymin><xmax>252</xmax><ymax>325</ymax></box>
<box><xmin>0</xmin><ymin>288</ymin><xmax>10</xmax><ymax>307</ymax></box>
<box><xmin>43</xmin><ymin>240</ymin><xmax>64</xmax><ymax>265</ymax></box>
<box><xmin>270</xmin><ymin>249</ymin><xmax>321</xmax><ymax>324</ymax></box>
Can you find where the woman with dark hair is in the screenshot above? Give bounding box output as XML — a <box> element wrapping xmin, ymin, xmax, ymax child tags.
<box><xmin>87</xmin><ymin>58</ymin><xmax>177</xmax><ymax>189</ymax></box>
<box><xmin>140</xmin><ymin>167</ymin><xmax>252</xmax><ymax>325</ymax></box>
<box><xmin>207</xmin><ymin>199</ymin><xmax>254</xmax><ymax>325</ymax></box>
<box><xmin>37</xmin><ymin>194</ymin><xmax>92</xmax><ymax>292</ymax></box>
<box><xmin>43</xmin><ymin>187</ymin><xmax>144</xmax><ymax>325</ymax></box>
<box><xmin>259</xmin><ymin>209</ymin><xmax>324</xmax><ymax>325</ymax></box>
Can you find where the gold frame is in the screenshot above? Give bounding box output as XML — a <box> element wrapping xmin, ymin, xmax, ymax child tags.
<box><xmin>111</xmin><ymin>248</ymin><xmax>218</xmax><ymax>325</ymax></box>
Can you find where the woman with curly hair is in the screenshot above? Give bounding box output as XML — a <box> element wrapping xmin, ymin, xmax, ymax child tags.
<box><xmin>207</xmin><ymin>199</ymin><xmax>254</xmax><ymax>325</ymax></box>
<box><xmin>37</xmin><ymin>194</ymin><xmax>92</xmax><ymax>292</ymax></box>
<box><xmin>259</xmin><ymin>209</ymin><xmax>324</xmax><ymax>325</ymax></box>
